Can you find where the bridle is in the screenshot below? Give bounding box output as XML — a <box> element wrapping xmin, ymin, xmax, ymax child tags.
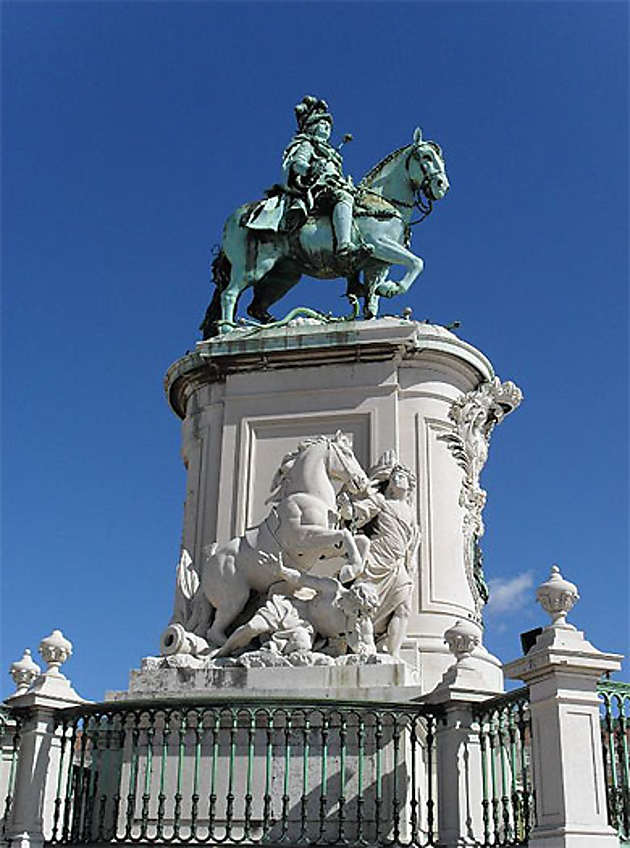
<box><xmin>387</xmin><ymin>145</ymin><xmax>442</xmax><ymax>225</ymax></box>
<box><xmin>328</xmin><ymin>439</ymin><xmax>366</xmax><ymax>493</ymax></box>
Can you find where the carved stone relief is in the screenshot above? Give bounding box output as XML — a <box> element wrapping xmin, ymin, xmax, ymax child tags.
<box><xmin>163</xmin><ymin>436</ymin><xmax>421</xmax><ymax>667</ymax></box>
<box><xmin>438</xmin><ymin>377</ymin><xmax>522</xmax><ymax>615</ymax></box>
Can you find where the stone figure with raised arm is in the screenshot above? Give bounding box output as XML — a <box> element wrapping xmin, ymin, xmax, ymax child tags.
<box><xmin>338</xmin><ymin>450</ymin><xmax>420</xmax><ymax>660</ymax></box>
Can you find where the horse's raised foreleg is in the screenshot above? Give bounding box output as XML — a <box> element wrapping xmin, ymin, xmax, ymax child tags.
<box><xmin>367</xmin><ymin>236</ymin><xmax>425</xmax><ymax>298</ymax></box>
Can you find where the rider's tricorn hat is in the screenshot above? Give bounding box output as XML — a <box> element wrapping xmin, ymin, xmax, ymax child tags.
<box><xmin>295</xmin><ymin>95</ymin><xmax>333</xmax><ymax>133</ymax></box>
<box><xmin>369</xmin><ymin>450</ymin><xmax>416</xmax><ymax>487</ymax></box>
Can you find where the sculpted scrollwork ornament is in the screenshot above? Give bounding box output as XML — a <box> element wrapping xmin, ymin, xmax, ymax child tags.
<box><xmin>439</xmin><ymin>377</ymin><xmax>523</xmax><ymax>615</ymax></box>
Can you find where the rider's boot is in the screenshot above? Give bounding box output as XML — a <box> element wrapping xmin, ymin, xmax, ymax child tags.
<box><xmin>333</xmin><ymin>200</ymin><xmax>374</xmax><ymax>263</ymax></box>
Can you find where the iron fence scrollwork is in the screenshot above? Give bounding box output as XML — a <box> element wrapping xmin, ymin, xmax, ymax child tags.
<box><xmin>0</xmin><ymin>706</ymin><xmax>22</xmax><ymax>843</ymax></box>
<box><xmin>43</xmin><ymin>697</ymin><xmax>442</xmax><ymax>848</ymax></box>
<box><xmin>472</xmin><ymin>687</ymin><xmax>534</xmax><ymax>847</ymax></box>
<box><xmin>599</xmin><ymin>679</ymin><xmax>630</xmax><ymax>844</ymax></box>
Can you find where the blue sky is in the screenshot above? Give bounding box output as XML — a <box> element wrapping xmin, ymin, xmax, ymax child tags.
<box><xmin>2</xmin><ymin>1</ymin><xmax>628</xmax><ymax>700</ymax></box>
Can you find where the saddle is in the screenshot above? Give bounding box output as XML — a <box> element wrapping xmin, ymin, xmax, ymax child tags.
<box><xmin>242</xmin><ymin>186</ymin><xmax>401</xmax><ymax>234</ymax></box>
<box><xmin>354</xmin><ymin>189</ymin><xmax>402</xmax><ymax>220</ymax></box>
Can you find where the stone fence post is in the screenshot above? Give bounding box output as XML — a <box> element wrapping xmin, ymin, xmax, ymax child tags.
<box><xmin>426</xmin><ymin>618</ymin><xmax>504</xmax><ymax>846</ymax></box>
<box><xmin>3</xmin><ymin>632</ymin><xmax>85</xmax><ymax>848</ymax></box>
<box><xmin>504</xmin><ymin>566</ymin><xmax>623</xmax><ymax>848</ymax></box>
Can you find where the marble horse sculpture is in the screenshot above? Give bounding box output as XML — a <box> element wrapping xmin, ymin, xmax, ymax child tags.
<box><xmin>178</xmin><ymin>432</ymin><xmax>370</xmax><ymax>646</ymax></box>
<box><xmin>200</xmin><ymin>95</ymin><xmax>449</xmax><ymax>337</ymax></box>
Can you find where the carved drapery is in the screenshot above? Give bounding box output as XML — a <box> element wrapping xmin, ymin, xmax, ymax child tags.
<box><xmin>439</xmin><ymin>377</ymin><xmax>522</xmax><ymax>615</ymax></box>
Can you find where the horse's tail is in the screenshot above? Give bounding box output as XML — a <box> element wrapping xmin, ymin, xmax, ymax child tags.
<box><xmin>212</xmin><ymin>249</ymin><xmax>231</xmax><ymax>289</ymax></box>
<box><xmin>186</xmin><ymin>588</ymin><xmax>213</xmax><ymax>636</ymax></box>
<box><xmin>180</xmin><ymin>543</ymin><xmax>218</xmax><ymax>634</ymax></box>
<box><xmin>200</xmin><ymin>249</ymin><xmax>232</xmax><ymax>339</ymax></box>
<box><xmin>170</xmin><ymin>549</ymin><xmax>197</xmax><ymax>627</ymax></box>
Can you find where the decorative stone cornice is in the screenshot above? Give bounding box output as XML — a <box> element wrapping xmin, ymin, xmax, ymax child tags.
<box><xmin>439</xmin><ymin>377</ymin><xmax>523</xmax><ymax>614</ymax></box>
<box><xmin>164</xmin><ymin>318</ymin><xmax>494</xmax><ymax>419</ymax></box>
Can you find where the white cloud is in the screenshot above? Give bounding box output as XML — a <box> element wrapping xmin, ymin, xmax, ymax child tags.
<box><xmin>485</xmin><ymin>571</ymin><xmax>535</xmax><ymax>616</ymax></box>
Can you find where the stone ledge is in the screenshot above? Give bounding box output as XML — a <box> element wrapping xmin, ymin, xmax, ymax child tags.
<box><xmin>165</xmin><ymin>318</ymin><xmax>494</xmax><ymax>418</ymax></box>
<box><xmin>106</xmin><ymin>653</ymin><xmax>421</xmax><ymax>703</ymax></box>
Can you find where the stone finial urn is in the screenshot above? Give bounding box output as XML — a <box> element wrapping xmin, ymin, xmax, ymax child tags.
<box><xmin>10</xmin><ymin>649</ymin><xmax>41</xmax><ymax>695</ymax></box>
<box><xmin>39</xmin><ymin>629</ymin><xmax>73</xmax><ymax>677</ymax></box>
<box><xmin>444</xmin><ymin>619</ymin><xmax>481</xmax><ymax>663</ymax></box>
<box><xmin>536</xmin><ymin>565</ymin><xmax>579</xmax><ymax>629</ymax></box>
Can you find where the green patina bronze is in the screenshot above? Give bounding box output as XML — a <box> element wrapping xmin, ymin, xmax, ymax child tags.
<box><xmin>201</xmin><ymin>95</ymin><xmax>449</xmax><ymax>337</ymax></box>
<box><xmin>598</xmin><ymin>680</ymin><xmax>630</xmax><ymax>843</ymax></box>
<box><xmin>473</xmin><ymin>687</ymin><xmax>534</xmax><ymax>847</ymax></box>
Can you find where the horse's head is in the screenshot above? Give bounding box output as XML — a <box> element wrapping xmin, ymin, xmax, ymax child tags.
<box><xmin>406</xmin><ymin>127</ymin><xmax>449</xmax><ymax>202</ymax></box>
<box><xmin>327</xmin><ymin>431</ymin><xmax>369</xmax><ymax>493</ymax></box>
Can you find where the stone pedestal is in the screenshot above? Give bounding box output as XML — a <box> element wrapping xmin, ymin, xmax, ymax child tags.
<box><xmin>505</xmin><ymin>625</ymin><xmax>622</xmax><ymax>847</ymax></box>
<box><xmin>428</xmin><ymin>697</ymin><xmax>486</xmax><ymax>847</ymax></box>
<box><xmin>165</xmin><ymin>318</ymin><xmax>520</xmax><ymax>693</ymax></box>
<box><xmin>425</xmin><ymin>629</ymin><xmax>506</xmax><ymax>846</ymax></box>
<box><xmin>4</xmin><ymin>682</ymin><xmax>85</xmax><ymax>848</ymax></box>
<box><xmin>106</xmin><ymin>653</ymin><xmax>420</xmax><ymax>703</ymax></box>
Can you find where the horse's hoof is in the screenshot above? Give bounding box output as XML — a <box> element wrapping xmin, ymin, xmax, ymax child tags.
<box><xmin>247</xmin><ymin>304</ymin><xmax>274</xmax><ymax>324</ymax></box>
<box><xmin>364</xmin><ymin>299</ymin><xmax>379</xmax><ymax>319</ymax></box>
<box><xmin>207</xmin><ymin>629</ymin><xmax>227</xmax><ymax>646</ymax></box>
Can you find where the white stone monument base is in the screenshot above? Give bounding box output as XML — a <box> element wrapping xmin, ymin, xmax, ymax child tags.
<box><xmin>106</xmin><ymin>653</ymin><xmax>421</xmax><ymax>702</ymax></box>
<box><xmin>165</xmin><ymin>317</ymin><xmax>521</xmax><ymax>696</ymax></box>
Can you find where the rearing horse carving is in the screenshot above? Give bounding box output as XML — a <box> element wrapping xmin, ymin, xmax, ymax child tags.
<box><xmin>177</xmin><ymin>432</ymin><xmax>370</xmax><ymax>646</ymax></box>
<box><xmin>201</xmin><ymin>128</ymin><xmax>449</xmax><ymax>337</ymax></box>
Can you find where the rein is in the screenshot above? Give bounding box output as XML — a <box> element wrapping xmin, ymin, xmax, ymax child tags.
<box><xmin>359</xmin><ymin>143</ymin><xmax>441</xmax><ymax>228</ymax></box>
<box><xmin>404</xmin><ymin>148</ymin><xmax>435</xmax><ymax>225</ymax></box>
<box><xmin>388</xmin><ymin>188</ymin><xmax>433</xmax><ymax>225</ymax></box>
<box><xmin>369</xmin><ymin>147</ymin><xmax>435</xmax><ymax>226</ymax></box>
<box><xmin>328</xmin><ymin>440</ymin><xmax>365</xmax><ymax>493</ymax></box>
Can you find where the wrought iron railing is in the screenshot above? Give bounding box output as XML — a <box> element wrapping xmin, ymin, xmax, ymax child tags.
<box><xmin>2</xmin><ymin>681</ymin><xmax>626</xmax><ymax>847</ymax></box>
<box><xmin>0</xmin><ymin>705</ymin><xmax>22</xmax><ymax>843</ymax></box>
<box><xmin>44</xmin><ymin>697</ymin><xmax>442</xmax><ymax>847</ymax></box>
<box><xmin>472</xmin><ymin>687</ymin><xmax>533</xmax><ymax>847</ymax></box>
<box><xmin>599</xmin><ymin>679</ymin><xmax>630</xmax><ymax>844</ymax></box>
